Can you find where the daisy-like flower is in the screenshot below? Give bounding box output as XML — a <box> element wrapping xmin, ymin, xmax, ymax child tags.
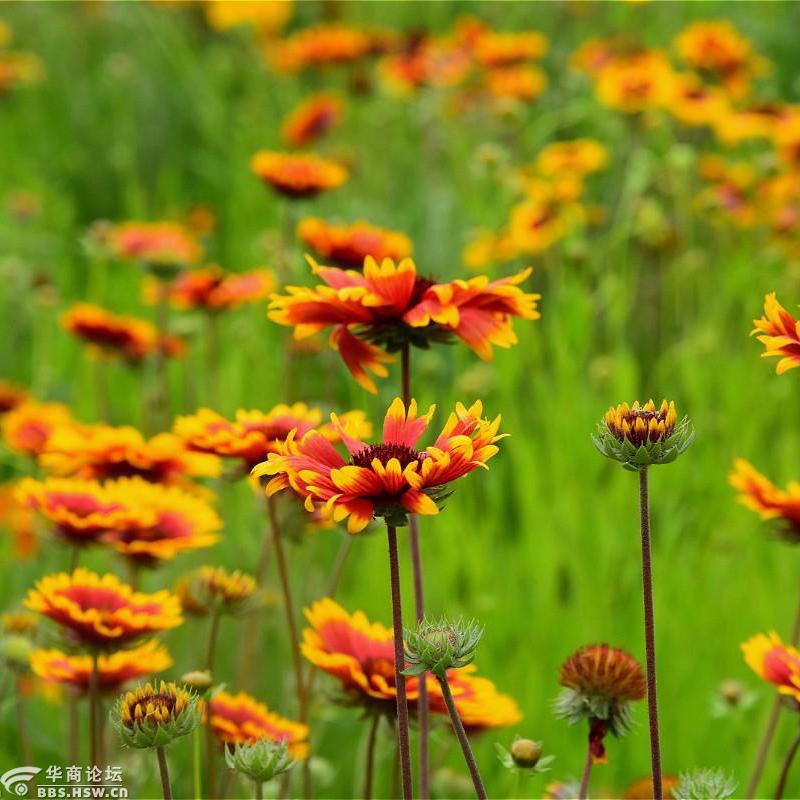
<box><xmin>269</xmin><ymin>24</ymin><xmax>373</xmax><ymax>73</ymax></box>
<box><xmin>40</xmin><ymin>424</ymin><xmax>220</xmax><ymax>483</ymax></box>
<box><xmin>0</xmin><ymin>380</ymin><xmax>29</xmax><ymax>414</ymax></box>
<box><xmin>17</xmin><ymin>477</ymin><xmax>132</xmax><ymax>547</ymax></box>
<box><xmin>187</xmin><ymin>566</ymin><xmax>257</xmax><ymax>615</ymax></box>
<box><xmin>297</xmin><ymin>218</ymin><xmax>412</xmax><ymax>269</ymax></box>
<box><xmin>536</xmin><ymin>139</ymin><xmax>608</xmax><ymax>177</ymax></box>
<box><xmin>30</xmin><ymin>640</ymin><xmax>173</xmax><ymax>694</ymax></box>
<box><xmin>106</xmin><ymin>221</ymin><xmax>202</xmax><ymax>271</ymax></box>
<box><xmin>2</xmin><ymin>401</ymin><xmax>74</xmax><ymax>457</ymax></box>
<box><xmin>484</xmin><ymin>65</ymin><xmax>547</xmax><ymax>103</ymax></box>
<box><xmin>473</xmin><ymin>31</ymin><xmax>548</xmax><ymax>68</ymax></box>
<box><xmin>664</xmin><ymin>74</ymin><xmax>729</xmax><ymax>128</ymax></box>
<box><xmin>729</xmin><ymin>459</ymin><xmax>800</xmax><ymax>540</ymax></box>
<box><xmin>101</xmin><ymin>477</ymin><xmax>222</xmax><ymax>564</ymax></box>
<box><xmin>595</xmin><ymin>51</ymin><xmax>675</xmax><ymax>114</ymax></box>
<box><xmin>61</xmin><ymin>303</ymin><xmax>183</xmax><ymax>362</ymax></box>
<box><xmin>25</xmin><ymin>569</ymin><xmax>183</xmax><ymax>648</ymax></box>
<box><xmin>145</xmin><ymin>266</ymin><xmax>275</xmax><ymax>312</ymax></box>
<box><xmin>174</xmin><ymin>404</ymin><xmax>370</xmax><ymax>471</ymax></box>
<box><xmin>509</xmin><ymin>198</ymin><xmax>582</xmax><ymax>255</ymax></box>
<box><xmin>269</xmin><ymin>255</ymin><xmax>540</xmax><ymax>392</ymax></box>
<box><xmin>251</xmin><ymin>151</ymin><xmax>348</xmax><ymax>199</ymax></box>
<box><xmin>555</xmin><ymin>644</ymin><xmax>646</xmax><ymax>762</ymax></box>
<box><xmin>742</xmin><ymin>632</ymin><xmax>800</xmax><ymax>702</ymax></box>
<box><xmin>209</xmin><ymin>690</ymin><xmax>308</xmax><ymax>759</ymax></box>
<box><xmin>254</xmin><ymin>398</ymin><xmax>503</xmax><ymax>533</ymax></box>
<box><xmin>281</xmin><ymin>93</ymin><xmax>342</xmax><ymax>149</ymax></box>
<box><xmin>752</xmin><ymin>293</ymin><xmax>800</xmax><ymax>375</ymax></box>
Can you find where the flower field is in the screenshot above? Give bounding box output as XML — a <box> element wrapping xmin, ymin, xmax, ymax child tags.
<box><xmin>2</xmin><ymin>2</ymin><xmax>800</xmax><ymax>799</ymax></box>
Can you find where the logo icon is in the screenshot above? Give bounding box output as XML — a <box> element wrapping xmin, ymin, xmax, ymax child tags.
<box><xmin>0</xmin><ymin>767</ymin><xmax>41</xmax><ymax>797</ymax></box>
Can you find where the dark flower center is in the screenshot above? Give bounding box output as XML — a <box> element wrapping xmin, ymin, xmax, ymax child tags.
<box><xmin>351</xmin><ymin>443</ymin><xmax>421</xmax><ymax>469</ymax></box>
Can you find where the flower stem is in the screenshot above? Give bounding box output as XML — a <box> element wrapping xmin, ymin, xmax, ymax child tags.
<box><xmin>68</xmin><ymin>692</ymin><xmax>79</xmax><ymax>764</ymax></box>
<box><xmin>746</xmin><ymin>590</ymin><xmax>800</xmax><ymax>797</ymax></box>
<box><xmin>156</xmin><ymin>745</ymin><xmax>173</xmax><ymax>800</ymax></box>
<box><xmin>15</xmin><ymin>676</ymin><xmax>32</xmax><ymax>767</ymax></box>
<box><xmin>89</xmin><ymin>652</ymin><xmax>99</xmax><ymax>767</ymax></box>
<box><xmin>205</xmin><ymin>609</ymin><xmax>222</xmax><ymax>674</ymax></box>
<box><xmin>205</xmin><ymin>312</ymin><xmax>220</xmax><ymax>408</ymax></box>
<box><xmin>363</xmin><ymin>713</ymin><xmax>380</xmax><ymax>800</ymax></box>
<box><xmin>775</xmin><ymin>726</ymin><xmax>800</xmax><ymax>800</ymax></box>
<box><xmin>401</xmin><ymin>343</ymin><xmax>429</xmax><ymax>799</ymax></box>
<box><xmin>387</xmin><ymin>524</ymin><xmax>414</xmax><ymax>800</ymax></box>
<box><xmin>638</xmin><ymin>467</ymin><xmax>663</xmax><ymax>800</ymax></box>
<box><xmin>152</xmin><ymin>286</ymin><xmax>170</xmax><ymax>433</ymax></box>
<box><xmin>193</xmin><ymin>725</ymin><xmax>202</xmax><ymax>800</ymax></box>
<box><xmin>435</xmin><ymin>673</ymin><xmax>486</xmax><ymax>800</ymax></box>
<box><xmin>205</xmin><ymin>609</ymin><xmax>221</xmax><ymax>800</ymax></box>
<box><xmin>254</xmin><ymin>779</ymin><xmax>263</xmax><ymax>800</ymax></box>
<box><xmin>268</xmin><ymin>495</ymin><xmax>311</xmax><ymax>799</ymax></box>
<box><xmin>578</xmin><ymin>740</ymin><xmax>593</xmax><ymax>800</ymax></box>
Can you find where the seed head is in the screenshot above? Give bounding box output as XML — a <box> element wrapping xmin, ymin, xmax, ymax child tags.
<box><xmin>403</xmin><ymin>616</ymin><xmax>484</xmax><ymax>678</ymax></box>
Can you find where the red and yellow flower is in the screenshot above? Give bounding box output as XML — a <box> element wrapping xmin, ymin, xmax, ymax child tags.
<box><xmin>0</xmin><ymin>483</ymin><xmax>38</xmax><ymax>560</ymax></box>
<box><xmin>2</xmin><ymin>611</ymin><xmax>38</xmax><ymax>634</ymax></box>
<box><xmin>106</xmin><ymin>221</ymin><xmax>202</xmax><ymax>269</ymax></box>
<box><xmin>281</xmin><ymin>93</ymin><xmax>342</xmax><ymax>149</ymax></box>
<box><xmin>297</xmin><ymin>218</ymin><xmax>412</xmax><ymax>269</ymax></box>
<box><xmin>268</xmin><ymin>255</ymin><xmax>539</xmax><ymax>392</ymax></box>
<box><xmin>729</xmin><ymin>459</ymin><xmax>800</xmax><ymax>536</ymax></box>
<box><xmin>536</xmin><ymin>139</ymin><xmax>608</xmax><ymax>177</ymax></box>
<box><xmin>664</xmin><ymin>73</ymin><xmax>729</xmax><ymax>128</ymax></box>
<box><xmin>40</xmin><ymin>424</ymin><xmax>220</xmax><ymax>483</ymax></box>
<box><xmin>752</xmin><ymin>293</ymin><xmax>800</xmax><ymax>375</ymax></box>
<box><xmin>742</xmin><ymin>632</ymin><xmax>800</xmax><ymax>701</ymax></box>
<box><xmin>473</xmin><ymin>31</ymin><xmax>548</xmax><ymax>68</ymax></box>
<box><xmin>209</xmin><ymin>690</ymin><xmax>308</xmax><ymax>758</ymax></box>
<box><xmin>269</xmin><ymin>24</ymin><xmax>373</xmax><ymax>73</ymax></box>
<box><xmin>251</xmin><ymin>151</ymin><xmax>348</xmax><ymax>199</ymax></box>
<box><xmin>595</xmin><ymin>50</ymin><xmax>674</xmax><ymax>114</ymax></box>
<box><xmin>484</xmin><ymin>65</ymin><xmax>547</xmax><ymax>104</ymax></box>
<box><xmin>30</xmin><ymin>640</ymin><xmax>173</xmax><ymax>694</ymax></box>
<box><xmin>25</xmin><ymin>568</ymin><xmax>183</xmax><ymax>647</ymax></box>
<box><xmin>17</xmin><ymin>477</ymin><xmax>132</xmax><ymax>547</ymax></box>
<box><xmin>509</xmin><ymin>198</ymin><xmax>583</xmax><ymax>255</ymax></box>
<box><xmin>255</xmin><ymin>398</ymin><xmax>503</xmax><ymax>533</ymax></box>
<box><xmin>2</xmin><ymin>402</ymin><xmax>74</xmax><ymax>457</ymax></box>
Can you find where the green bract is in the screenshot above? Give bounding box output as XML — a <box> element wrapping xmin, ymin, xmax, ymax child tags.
<box><xmin>552</xmin><ymin>687</ymin><xmax>634</xmax><ymax>738</ymax></box>
<box><xmin>673</xmin><ymin>768</ymin><xmax>737</xmax><ymax>800</ymax></box>
<box><xmin>403</xmin><ymin>616</ymin><xmax>483</xmax><ymax>678</ymax></box>
<box><xmin>591</xmin><ymin>415</ymin><xmax>694</xmax><ymax>472</ymax></box>
<box><xmin>225</xmin><ymin>738</ymin><xmax>296</xmax><ymax>783</ymax></box>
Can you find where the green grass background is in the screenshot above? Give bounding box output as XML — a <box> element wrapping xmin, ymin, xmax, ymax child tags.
<box><xmin>2</xmin><ymin>1</ymin><xmax>800</xmax><ymax>798</ymax></box>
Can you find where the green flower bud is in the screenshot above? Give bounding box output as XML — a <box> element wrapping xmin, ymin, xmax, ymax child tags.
<box><xmin>225</xmin><ymin>738</ymin><xmax>296</xmax><ymax>783</ymax></box>
<box><xmin>180</xmin><ymin>670</ymin><xmax>213</xmax><ymax>692</ymax></box>
<box><xmin>1</xmin><ymin>634</ymin><xmax>34</xmax><ymax>671</ymax></box>
<box><xmin>403</xmin><ymin>616</ymin><xmax>483</xmax><ymax>678</ymax></box>
<box><xmin>673</xmin><ymin>768</ymin><xmax>737</xmax><ymax>800</ymax></box>
<box><xmin>510</xmin><ymin>739</ymin><xmax>543</xmax><ymax>768</ymax></box>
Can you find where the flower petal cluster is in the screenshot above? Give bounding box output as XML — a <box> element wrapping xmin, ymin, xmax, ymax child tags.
<box><xmin>297</xmin><ymin>218</ymin><xmax>412</xmax><ymax>269</ymax></box>
<box><xmin>281</xmin><ymin>93</ymin><xmax>342</xmax><ymax>148</ymax></box>
<box><xmin>729</xmin><ymin>459</ymin><xmax>800</xmax><ymax>539</ymax></box>
<box><xmin>742</xmin><ymin>631</ymin><xmax>800</xmax><ymax>701</ymax></box>
<box><xmin>106</xmin><ymin>221</ymin><xmax>202</xmax><ymax>269</ymax></box>
<box><xmin>251</xmin><ymin>151</ymin><xmax>348</xmax><ymax>198</ymax></box>
<box><xmin>752</xmin><ymin>293</ymin><xmax>800</xmax><ymax>374</ymax></box>
<box><xmin>2</xmin><ymin>402</ymin><xmax>74</xmax><ymax>457</ymax></box>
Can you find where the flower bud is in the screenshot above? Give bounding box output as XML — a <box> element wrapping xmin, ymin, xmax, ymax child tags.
<box><xmin>225</xmin><ymin>738</ymin><xmax>295</xmax><ymax>783</ymax></box>
<box><xmin>404</xmin><ymin>616</ymin><xmax>483</xmax><ymax>678</ymax></box>
<box><xmin>180</xmin><ymin>670</ymin><xmax>213</xmax><ymax>692</ymax></box>
<box><xmin>510</xmin><ymin>739</ymin><xmax>543</xmax><ymax>768</ymax></box>
<box><xmin>719</xmin><ymin>679</ymin><xmax>743</xmax><ymax>707</ymax></box>
<box><xmin>1</xmin><ymin>634</ymin><xmax>34</xmax><ymax>670</ymax></box>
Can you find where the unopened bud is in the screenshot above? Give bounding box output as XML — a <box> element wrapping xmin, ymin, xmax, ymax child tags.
<box><xmin>181</xmin><ymin>670</ymin><xmax>213</xmax><ymax>692</ymax></box>
<box><xmin>511</xmin><ymin>739</ymin><xmax>542</xmax><ymax>768</ymax></box>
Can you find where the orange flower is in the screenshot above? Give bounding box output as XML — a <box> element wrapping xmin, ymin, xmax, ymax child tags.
<box><xmin>145</xmin><ymin>266</ymin><xmax>275</xmax><ymax>312</ymax></box>
<box><xmin>209</xmin><ymin>690</ymin><xmax>308</xmax><ymax>759</ymax></box>
<box><xmin>297</xmin><ymin>218</ymin><xmax>412</xmax><ymax>269</ymax></box>
<box><xmin>570</xmin><ymin>36</ymin><xmax>633</xmax><ymax>76</ymax></box>
<box><xmin>269</xmin><ymin>255</ymin><xmax>539</xmax><ymax>392</ymax></box>
<box><xmin>664</xmin><ymin>73</ymin><xmax>729</xmax><ymax>128</ymax></box>
<box><xmin>30</xmin><ymin>640</ymin><xmax>173</xmax><ymax>694</ymax></box>
<box><xmin>536</xmin><ymin>139</ymin><xmax>608</xmax><ymax>177</ymax></box>
<box><xmin>302</xmin><ymin>598</ymin><xmax>520</xmax><ymax>727</ymax></box>
<box><xmin>742</xmin><ymin>632</ymin><xmax>800</xmax><ymax>701</ymax></box>
<box><xmin>174</xmin><ymin>404</ymin><xmax>369</xmax><ymax>470</ymax></box>
<box><xmin>204</xmin><ymin>0</ymin><xmax>293</xmax><ymax>36</ymax></box>
<box><xmin>281</xmin><ymin>93</ymin><xmax>342</xmax><ymax>149</ymax></box>
<box><xmin>2</xmin><ymin>401</ymin><xmax>74</xmax><ymax>457</ymax></box>
<box><xmin>509</xmin><ymin>198</ymin><xmax>582</xmax><ymax>255</ymax></box>
<box><xmin>694</xmin><ymin>156</ymin><xmax>757</xmax><ymax>227</ymax></box>
<box><xmin>624</xmin><ymin>776</ymin><xmax>680</xmax><ymax>799</ymax></box>
<box><xmin>254</xmin><ymin>398</ymin><xmax>503</xmax><ymax>533</ymax></box>
<box><xmin>729</xmin><ymin>459</ymin><xmax>800</xmax><ymax>537</ymax></box>
<box><xmin>61</xmin><ymin>303</ymin><xmax>183</xmax><ymax>362</ymax></box>
<box><xmin>106</xmin><ymin>221</ymin><xmax>202</xmax><ymax>269</ymax></box>
<box><xmin>485</xmin><ymin>65</ymin><xmax>546</xmax><ymax>103</ymax></box>
<box><xmin>17</xmin><ymin>477</ymin><xmax>132</xmax><ymax>547</ymax></box>
<box><xmin>474</xmin><ymin>31</ymin><xmax>548</xmax><ymax>68</ymax></box>
<box><xmin>0</xmin><ymin>482</ymin><xmax>38</xmax><ymax>559</ymax></box>
<box><xmin>40</xmin><ymin>424</ymin><xmax>220</xmax><ymax>483</ymax></box>
<box><xmin>752</xmin><ymin>293</ymin><xmax>800</xmax><ymax>375</ymax></box>
<box><xmin>25</xmin><ymin>569</ymin><xmax>182</xmax><ymax>647</ymax></box>
<box><xmin>0</xmin><ymin>380</ymin><xmax>29</xmax><ymax>414</ymax></box>
<box><xmin>101</xmin><ymin>477</ymin><xmax>221</xmax><ymax>564</ymax></box>
<box><xmin>595</xmin><ymin>51</ymin><xmax>674</xmax><ymax>114</ymax></box>
<box><xmin>270</xmin><ymin>24</ymin><xmax>373</xmax><ymax>73</ymax></box>
<box><xmin>378</xmin><ymin>38</ymin><xmax>472</xmax><ymax>95</ymax></box>
<box><xmin>251</xmin><ymin>151</ymin><xmax>348</xmax><ymax>199</ymax></box>
<box><xmin>2</xmin><ymin>611</ymin><xmax>38</xmax><ymax>634</ymax></box>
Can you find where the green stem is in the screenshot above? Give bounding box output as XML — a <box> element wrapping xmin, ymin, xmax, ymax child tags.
<box><xmin>254</xmin><ymin>779</ymin><xmax>263</xmax><ymax>800</ymax></box>
<box><xmin>435</xmin><ymin>673</ymin><xmax>486</xmax><ymax>800</ymax></box>
<box><xmin>775</xmin><ymin>727</ymin><xmax>800</xmax><ymax>800</ymax></box>
<box><xmin>205</xmin><ymin>610</ymin><xmax>222</xmax><ymax>674</ymax></box>
<box><xmin>156</xmin><ymin>746</ymin><xmax>172</xmax><ymax>800</ymax></box>
<box><xmin>193</xmin><ymin>726</ymin><xmax>202</xmax><ymax>800</ymax></box>
<box><xmin>89</xmin><ymin>652</ymin><xmax>99</xmax><ymax>767</ymax></box>
<box><xmin>363</xmin><ymin>713</ymin><xmax>380</xmax><ymax>800</ymax></box>
<box><xmin>15</xmin><ymin>677</ymin><xmax>32</xmax><ymax>767</ymax></box>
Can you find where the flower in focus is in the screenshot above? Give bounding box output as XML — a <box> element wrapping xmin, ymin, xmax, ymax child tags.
<box><xmin>752</xmin><ymin>293</ymin><xmax>800</xmax><ymax>375</ymax></box>
<box><xmin>251</xmin><ymin>151</ymin><xmax>348</xmax><ymax>199</ymax></box>
<box><xmin>17</xmin><ymin>477</ymin><xmax>132</xmax><ymax>547</ymax></box>
<box><xmin>209</xmin><ymin>690</ymin><xmax>308</xmax><ymax>759</ymax></box>
<box><xmin>555</xmin><ymin>644</ymin><xmax>646</xmax><ymax>762</ymax></box>
<box><xmin>145</xmin><ymin>266</ymin><xmax>275</xmax><ymax>312</ymax></box>
<box><xmin>111</xmin><ymin>680</ymin><xmax>201</xmax><ymax>748</ymax></box>
<box><xmin>595</xmin><ymin>51</ymin><xmax>674</xmax><ymax>114</ymax></box>
<box><xmin>742</xmin><ymin>632</ymin><xmax>800</xmax><ymax>701</ymax></box>
<box><xmin>0</xmin><ymin>380</ymin><xmax>29</xmax><ymax>414</ymax></box>
<box><xmin>269</xmin><ymin>255</ymin><xmax>539</xmax><ymax>392</ymax></box>
<box><xmin>204</xmin><ymin>0</ymin><xmax>293</xmax><ymax>37</ymax></box>
<box><xmin>269</xmin><ymin>24</ymin><xmax>373</xmax><ymax>73</ymax></box>
<box><xmin>25</xmin><ymin>568</ymin><xmax>183</xmax><ymax>647</ymax></box>
<box><xmin>592</xmin><ymin>399</ymin><xmax>693</xmax><ymax>471</ymax></box>
<box><xmin>297</xmin><ymin>218</ymin><xmax>412</xmax><ymax>269</ymax></box>
<box><xmin>2</xmin><ymin>402</ymin><xmax>74</xmax><ymax>457</ymax></box>
<box><xmin>30</xmin><ymin>640</ymin><xmax>173</xmax><ymax>694</ymax></box>
<box><xmin>101</xmin><ymin>477</ymin><xmax>222</xmax><ymax>564</ymax></box>
<box><xmin>40</xmin><ymin>424</ymin><xmax>220</xmax><ymax>483</ymax></box>
<box><xmin>430</xmin><ymin>666</ymin><xmax>522</xmax><ymax>730</ymax></box>
<box><xmin>536</xmin><ymin>139</ymin><xmax>608</xmax><ymax>178</ymax></box>
<box><xmin>175</xmin><ymin>404</ymin><xmax>370</xmax><ymax>471</ymax></box>
<box><xmin>61</xmin><ymin>303</ymin><xmax>184</xmax><ymax>362</ymax></box>
<box><xmin>255</xmin><ymin>398</ymin><xmax>503</xmax><ymax>533</ymax></box>
<box><xmin>281</xmin><ymin>93</ymin><xmax>342</xmax><ymax>149</ymax></box>
<box><xmin>106</xmin><ymin>221</ymin><xmax>202</xmax><ymax>270</ymax></box>
<box><xmin>729</xmin><ymin>459</ymin><xmax>800</xmax><ymax>541</ymax></box>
